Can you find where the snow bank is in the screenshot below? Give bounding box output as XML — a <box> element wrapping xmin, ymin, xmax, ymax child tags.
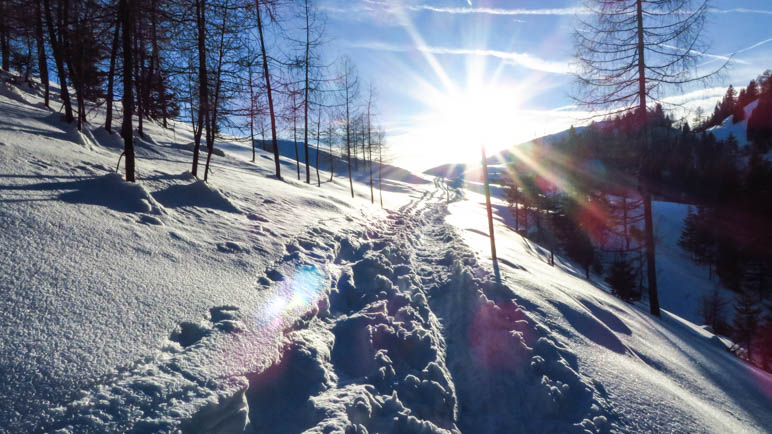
<box><xmin>152</xmin><ymin>178</ymin><xmax>242</xmax><ymax>214</ymax></box>
<box><xmin>54</xmin><ymin>172</ymin><xmax>165</xmax><ymax>214</ymax></box>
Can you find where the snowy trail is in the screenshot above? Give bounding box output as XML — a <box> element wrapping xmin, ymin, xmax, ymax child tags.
<box><xmin>244</xmin><ymin>182</ymin><xmax>617</xmax><ymax>432</ymax></box>
<box><xmin>43</xmin><ymin>180</ymin><xmax>619</xmax><ymax>433</ymax></box>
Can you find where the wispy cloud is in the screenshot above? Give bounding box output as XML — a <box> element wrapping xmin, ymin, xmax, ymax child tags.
<box><xmin>401</xmin><ymin>4</ymin><xmax>772</xmax><ymax>17</ymax></box>
<box><xmin>347</xmin><ymin>41</ymin><xmax>571</xmax><ymax>74</ymax></box>
<box><xmin>707</xmin><ymin>8</ymin><xmax>772</xmax><ymax>15</ymax></box>
<box><xmin>660</xmin><ymin>44</ymin><xmax>749</xmax><ymax>65</ymax></box>
<box><xmin>405</xmin><ymin>5</ymin><xmax>582</xmax><ymax>16</ymax></box>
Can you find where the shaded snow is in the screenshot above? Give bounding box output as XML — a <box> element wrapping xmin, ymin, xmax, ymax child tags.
<box><xmin>448</xmin><ymin>190</ymin><xmax>772</xmax><ymax>433</ymax></box>
<box><xmin>707</xmin><ymin>99</ymin><xmax>758</xmax><ymax>147</ymax></box>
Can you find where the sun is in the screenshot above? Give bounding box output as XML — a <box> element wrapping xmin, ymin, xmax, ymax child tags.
<box><xmin>415</xmin><ymin>82</ymin><xmax>531</xmax><ymax>164</ymax></box>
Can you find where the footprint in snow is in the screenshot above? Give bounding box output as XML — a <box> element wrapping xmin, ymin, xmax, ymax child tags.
<box><xmin>209</xmin><ymin>306</ymin><xmax>244</xmax><ymax>333</ymax></box>
<box><xmin>138</xmin><ymin>214</ymin><xmax>163</xmax><ymax>226</ymax></box>
<box><xmin>217</xmin><ymin>241</ymin><xmax>247</xmax><ymax>253</ymax></box>
<box><xmin>266</xmin><ymin>269</ymin><xmax>284</xmax><ymax>281</ymax></box>
<box><xmin>247</xmin><ymin>213</ymin><xmax>269</xmax><ymax>223</ymax></box>
<box><xmin>170</xmin><ymin>322</ymin><xmax>211</xmax><ymax>348</ymax></box>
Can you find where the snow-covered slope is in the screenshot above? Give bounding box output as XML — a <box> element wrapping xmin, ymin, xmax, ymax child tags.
<box><xmin>0</xmin><ymin>74</ymin><xmax>419</xmax><ymax>431</ymax></box>
<box><xmin>707</xmin><ymin>99</ymin><xmax>759</xmax><ymax>147</ymax></box>
<box><xmin>448</xmin><ymin>191</ymin><xmax>772</xmax><ymax>433</ymax></box>
<box><xmin>1</xmin><ymin>73</ymin><xmax>771</xmax><ymax>432</ymax></box>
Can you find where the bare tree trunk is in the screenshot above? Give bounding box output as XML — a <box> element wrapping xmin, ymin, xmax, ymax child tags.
<box><xmin>105</xmin><ymin>16</ymin><xmax>120</xmax><ymax>132</ymax></box>
<box><xmin>315</xmin><ymin>107</ymin><xmax>321</xmax><ymax>186</ymax></box>
<box><xmin>346</xmin><ymin>105</ymin><xmax>353</xmax><ymax>198</ymax></box>
<box><xmin>0</xmin><ymin>0</ymin><xmax>9</xmax><ymax>71</ymax></box>
<box><xmin>204</xmin><ymin>0</ymin><xmax>228</xmax><ymax>183</ymax></box>
<box><xmin>35</xmin><ymin>0</ymin><xmax>50</xmax><ymax>107</ymax></box>
<box><xmin>636</xmin><ymin>0</ymin><xmax>660</xmax><ymax>317</ymax></box>
<box><xmin>191</xmin><ymin>0</ymin><xmax>208</xmax><ymax>178</ymax></box>
<box><xmin>61</xmin><ymin>0</ymin><xmax>86</xmax><ymax>131</ymax></box>
<box><xmin>303</xmin><ymin>0</ymin><xmax>310</xmax><ymax>183</ymax></box>
<box><xmin>328</xmin><ymin>122</ymin><xmax>334</xmax><ymax>182</ymax></box>
<box><xmin>255</xmin><ymin>0</ymin><xmax>281</xmax><ymax>179</ymax></box>
<box><xmin>378</xmin><ymin>144</ymin><xmax>383</xmax><ymax>208</ymax></box>
<box><xmin>43</xmin><ymin>0</ymin><xmax>73</xmax><ymax>123</ymax></box>
<box><xmin>134</xmin><ymin>17</ymin><xmax>143</xmax><ymax>138</ymax></box>
<box><xmin>248</xmin><ymin>64</ymin><xmax>256</xmax><ymax>162</ymax></box>
<box><xmin>119</xmin><ymin>0</ymin><xmax>135</xmax><ymax>182</ymax></box>
<box><xmin>293</xmin><ymin>92</ymin><xmax>300</xmax><ymax>180</ymax></box>
<box><xmin>367</xmin><ymin>114</ymin><xmax>373</xmax><ymax>204</ymax></box>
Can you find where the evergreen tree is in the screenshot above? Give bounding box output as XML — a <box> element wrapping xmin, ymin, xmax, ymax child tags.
<box><xmin>698</xmin><ymin>287</ymin><xmax>729</xmax><ymax>335</ymax></box>
<box><xmin>606</xmin><ymin>258</ymin><xmax>639</xmax><ymax>302</ymax></box>
<box><xmin>760</xmin><ymin>315</ymin><xmax>772</xmax><ymax>372</ymax></box>
<box><xmin>747</xmin><ymin>89</ymin><xmax>772</xmax><ymax>150</ymax></box>
<box><xmin>746</xmin><ymin>79</ymin><xmax>759</xmax><ymax>102</ymax></box>
<box><xmin>732</xmin><ymin>289</ymin><xmax>761</xmax><ymax>362</ymax></box>
<box><xmin>733</xmin><ymin>102</ymin><xmax>745</xmax><ymax>123</ymax></box>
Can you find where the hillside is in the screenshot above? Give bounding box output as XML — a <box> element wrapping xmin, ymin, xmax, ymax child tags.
<box><xmin>0</xmin><ymin>73</ymin><xmax>770</xmax><ymax>432</ymax></box>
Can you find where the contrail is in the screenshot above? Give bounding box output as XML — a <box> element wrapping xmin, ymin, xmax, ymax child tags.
<box><xmin>405</xmin><ymin>4</ymin><xmax>772</xmax><ymax>16</ymax></box>
<box><xmin>346</xmin><ymin>41</ymin><xmax>571</xmax><ymax>74</ymax></box>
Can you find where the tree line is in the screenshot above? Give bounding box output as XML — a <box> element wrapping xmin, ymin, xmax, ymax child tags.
<box><xmin>503</xmin><ymin>77</ymin><xmax>772</xmax><ymax>371</ymax></box>
<box><xmin>0</xmin><ymin>0</ymin><xmax>388</xmax><ymax>204</ymax></box>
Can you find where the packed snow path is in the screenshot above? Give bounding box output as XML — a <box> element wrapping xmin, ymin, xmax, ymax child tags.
<box><xmin>44</xmin><ymin>181</ymin><xmax>618</xmax><ymax>433</ymax></box>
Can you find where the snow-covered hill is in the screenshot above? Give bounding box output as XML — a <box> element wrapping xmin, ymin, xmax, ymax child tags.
<box><xmin>707</xmin><ymin>99</ymin><xmax>759</xmax><ymax>147</ymax></box>
<box><xmin>1</xmin><ymin>73</ymin><xmax>770</xmax><ymax>432</ymax></box>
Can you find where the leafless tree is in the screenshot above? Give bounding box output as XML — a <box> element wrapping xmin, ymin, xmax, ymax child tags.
<box><xmin>574</xmin><ymin>0</ymin><xmax>724</xmax><ymax>316</ymax></box>
<box><xmin>338</xmin><ymin>56</ymin><xmax>359</xmax><ymax>198</ymax></box>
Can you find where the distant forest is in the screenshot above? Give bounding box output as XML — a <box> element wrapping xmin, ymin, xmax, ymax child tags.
<box><xmin>502</xmin><ymin>70</ymin><xmax>772</xmax><ymax>371</ymax></box>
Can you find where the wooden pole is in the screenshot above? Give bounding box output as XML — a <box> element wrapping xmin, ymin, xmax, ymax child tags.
<box><xmin>482</xmin><ymin>146</ymin><xmax>497</xmax><ymax>264</ymax></box>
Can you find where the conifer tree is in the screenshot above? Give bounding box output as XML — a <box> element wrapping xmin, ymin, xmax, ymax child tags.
<box><xmin>732</xmin><ymin>289</ymin><xmax>761</xmax><ymax>361</ymax></box>
<box><xmin>606</xmin><ymin>259</ymin><xmax>639</xmax><ymax>302</ymax></box>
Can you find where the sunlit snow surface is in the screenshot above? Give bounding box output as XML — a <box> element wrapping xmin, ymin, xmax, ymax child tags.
<box><xmin>447</xmin><ymin>190</ymin><xmax>772</xmax><ymax>433</ymax></box>
<box><xmin>1</xmin><ymin>72</ymin><xmax>771</xmax><ymax>433</ymax></box>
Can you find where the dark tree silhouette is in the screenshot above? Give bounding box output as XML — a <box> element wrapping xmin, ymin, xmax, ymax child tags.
<box><xmin>574</xmin><ymin>0</ymin><xmax>723</xmax><ymax>316</ymax></box>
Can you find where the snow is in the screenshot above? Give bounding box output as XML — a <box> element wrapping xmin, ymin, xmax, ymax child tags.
<box><xmin>650</xmin><ymin>201</ymin><xmax>737</xmax><ymax>325</ymax></box>
<box><xmin>447</xmin><ymin>190</ymin><xmax>772</xmax><ymax>433</ymax></box>
<box><xmin>707</xmin><ymin>99</ymin><xmax>758</xmax><ymax>147</ymax></box>
<box><xmin>1</xmin><ymin>72</ymin><xmax>771</xmax><ymax>432</ymax></box>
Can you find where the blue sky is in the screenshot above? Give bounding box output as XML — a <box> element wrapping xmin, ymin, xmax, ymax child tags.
<box><xmin>317</xmin><ymin>0</ymin><xmax>772</xmax><ymax>171</ymax></box>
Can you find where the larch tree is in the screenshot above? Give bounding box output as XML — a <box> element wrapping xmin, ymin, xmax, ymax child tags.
<box><xmin>34</xmin><ymin>0</ymin><xmax>50</xmax><ymax>107</ymax></box>
<box><xmin>43</xmin><ymin>0</ymin><xmax>75</xmax><ymax>123</ymax></box>
<box><xmin>365</xmin><ymin>81</ymin><xmax>376</xmax><ymax>204</ymax></box>
<box><xmin>254</xmin><ymin>0</ymin><xmax>282</xmax><ymax>179</ymax></box>
<box><xmin>105</xmin><ymin>8</ymin><xmax>121</xmax><ymax>133</ymax></box>
<box><xmin>300</xmin><ymin>0</ymin><xmax>325</xmax><ymax>184</ymax></box>
<box><xmin>574</xmin><ymin>0</ymin><xmax>724</xmax><ymax>316</ymax></box>
<box><xmin>338</xmin><ymin>56</ymin><xmax>359</xmax><ymax>198</ymax></box>
<box><xmin>119</xmin><ymin>0</ymin><xmax>135</xmax><ymax>182</ymax></box>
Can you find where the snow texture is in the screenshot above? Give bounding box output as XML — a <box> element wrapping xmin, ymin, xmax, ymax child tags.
<box><xmin>1</xmin><ymin>70</ymin><xmax>770</xmax><ymax>433</ymax></box>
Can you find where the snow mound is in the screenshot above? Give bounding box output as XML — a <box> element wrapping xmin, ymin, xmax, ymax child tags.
<box><xmin>90</xmin><ymin>126</ymin><xmax>125</xmax><ymax>150</ymax></box>
<box><xmin>152</xmin><ymin>179</ymin><xmax>242</xmax><ymax>214</ymax></box>
<box><xmin>59</xmin><ymin>172</ymin><xmax>165</xmax><ymax>214</ymax></box>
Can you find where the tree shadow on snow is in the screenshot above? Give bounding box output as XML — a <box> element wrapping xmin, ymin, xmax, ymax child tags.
<box><xmin>551</xmin><ymin>300</ymin><xmax>630</xmax><ymax>355</ymax></box>
<box><xmin>0</xmin><ymin>174</ymin><xmax>158</xmax><ymax>213</ymax></box>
